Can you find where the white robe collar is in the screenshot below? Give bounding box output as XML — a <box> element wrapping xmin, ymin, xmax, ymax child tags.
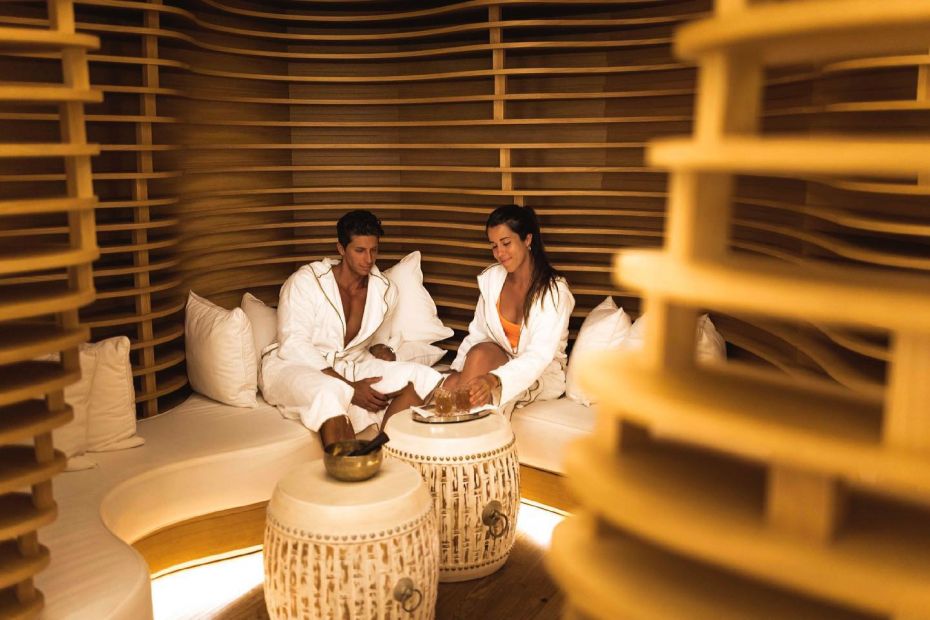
<box><xmin>477</xmin><ymin>264</ymin><xmax>520</xmax><ymax>354</ymax></box>
<box><xmin>311</xmin><ymin>257</ymin><xmax>391</xmax><ymax>351</ymax></box>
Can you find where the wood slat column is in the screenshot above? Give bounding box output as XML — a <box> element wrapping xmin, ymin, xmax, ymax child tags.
<box><xmin>550</xmin><ymin>1</ymin><xmax>930</xmax><ymax>618</ymax></box>
<box><xmin>0</xmin><ymin>0</ymin><xmax>99</xmax><ymax>614</ymax></box>
<box><xmin>131</xmin><ymin>0</ymin><xmax>161</xmax><ymax>417</ymax></box>
<box><xmin>490</xmin><ymin>5</ymin><xmax>518</xmax><ymax>208</ymax></box>
<box><xmin>79</xmin><ymin>0</ymin><xmax>186</xmax><ymax>415</ymax></box>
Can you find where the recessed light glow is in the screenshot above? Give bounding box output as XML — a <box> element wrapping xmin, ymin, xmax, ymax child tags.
<box><xmin>151</xmin><ymin>502</ymin><xmax>565</xmax><ymax>619</ymax></box>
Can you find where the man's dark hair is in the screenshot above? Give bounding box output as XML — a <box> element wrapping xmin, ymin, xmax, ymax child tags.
<box><xmin>336</xmin><ymin>210</ymin><xmax>384</xmax><ymax>247</ymax></box>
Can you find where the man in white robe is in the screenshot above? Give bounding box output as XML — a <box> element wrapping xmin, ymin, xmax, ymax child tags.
<box><xmin>260</xmin><ymin>211</ymin><xmax>442</xmax><ymax>447</ymax></box>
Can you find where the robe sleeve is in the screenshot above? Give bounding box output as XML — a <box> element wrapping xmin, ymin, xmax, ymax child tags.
<box><xmin>490</xmin><ymin>280</ymin><xmax>574</xmax><ymax>406</ymax></box>
<box><xmin>450</xmin><ymin>291</ymin><xmax>492</xmax><ymax>372</ymax></box>
<box><xmin>276</xmin><ymin>270</ymin><xmax>331</xmax><ymax>370</ymax></box>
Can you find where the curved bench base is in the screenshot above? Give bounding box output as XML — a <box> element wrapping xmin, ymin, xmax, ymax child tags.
<box><xmin>133</xmin><ymin>501</ymin><xmax>267</xmax><ymax>577</ymax></box>
<box><xmin>38</xmin><ymin>394</ymin><xmax>590</xmax><ymax>619</ymax></box>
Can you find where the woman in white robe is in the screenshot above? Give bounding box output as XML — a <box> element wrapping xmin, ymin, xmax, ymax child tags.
<box><xmin>444</xmin><ymin>206</ymin><xmax>574</xmax><ymax>416</ymax></box>
<box><xmin>260</xmin><ymin>257</ymin><xmax>443</xmax><ymax>435</ymax></box>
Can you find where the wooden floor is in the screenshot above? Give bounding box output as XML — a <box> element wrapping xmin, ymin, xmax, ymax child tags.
<box><xmin>434</xmin><ymin>524</ymin><xmax>565</xmax><ymax>620</ymax></box>
<box><xmin>210</xmin><ymin>510</ymin><xmax>565</xmax><ymax>620</ymax></box>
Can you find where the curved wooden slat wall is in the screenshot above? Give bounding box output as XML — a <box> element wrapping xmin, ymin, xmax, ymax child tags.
<box><xmin>0</xmin><ymin>0</ymin><xmax>187</xmax><ymax>416</ymax></box>
<box><xmin>3</xmin><ymin>0</ymin><xmax>919</xmax><ymax>424</ymax></box>
<box><xmin>8</xmin><ymin>0</ymin><xmax>703</xmax><ymax>416</ymax></box>
<box><xmin>169</xmin><ymin>0</ymin><xmax>709</xmax><ymax>367</ymax></box>
<box><xmin>0</xmin><ymin>0</ymin><xmax>99</xmax><ymax>614</ymax></box>
<box><xmin>550</xmin><ymin>1</ymin><xmax>930</xmax><ymax>617</ymax></box>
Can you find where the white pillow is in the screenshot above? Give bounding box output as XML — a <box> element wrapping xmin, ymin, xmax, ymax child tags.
<box><xmin>186</xmin><ymin>291</ymin><xmax>257</xmax><ymax>407</ymax></box>
<box><xmin>395</xmin><ymin>341</ymin><xmax>447</xmax><ymax>367</ymax></box>
<box><xmin>382</xmin><ymin>251</ymin><xmax>454</xmax><ymax>346</ymax></box>
<box><xmin>240</xmin><ymin>292</ymin><xmax>277</xmax><ymax>367</ymax></box>
<box><xmin>565</xmin><ymin>297</ymin><xmax>633</xmax><ymax>406</ymax></box>
<box><xmin>38</xmin><ymin>348</ymin><xmax>96</xmax><ymax>470</ymax></box>
<box><xmin>84</xmin><ymin>336</ymin><xmax>145</xmax><ymax>452</ymax></box>
<box><xmin>620</xmin><ymin>312</ymin><xmax>727</xmax><ymax>361</ymax></box>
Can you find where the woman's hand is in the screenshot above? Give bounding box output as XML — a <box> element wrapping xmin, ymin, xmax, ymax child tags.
<box><xmin>369</xmin><ymin>344</ymin><xmax>396</xmax><ymax>361</ymax></box>
<box><xmin>465</xmin><ymin>373</ymin><xmax>499</xmax><ymax>407</ymax></box>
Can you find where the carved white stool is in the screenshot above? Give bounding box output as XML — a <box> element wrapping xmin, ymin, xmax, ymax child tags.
<box><xmin>385</xmin><ymin>410</ymin><xmax>520</xmax><ymax>582</ymax></box>
<box><xmin>263</xmin><ymin>458</ymin><xmax>438</xmax><ymax>619</ymax></box>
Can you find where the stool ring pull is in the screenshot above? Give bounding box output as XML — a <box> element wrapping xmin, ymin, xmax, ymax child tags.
<box><xmin>482</xmin><ymin>500</ymin><xmax>510</xmax><ymax>539</ymax></box>
<box><xmin>393</xmin><ymin>577</ymin><xmax>423</xmax><ymax>613</ymax></box>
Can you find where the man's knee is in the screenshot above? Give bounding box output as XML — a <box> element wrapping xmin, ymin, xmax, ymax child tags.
<box><xmin>316</xmin><ymin>373</ymin><xmax>354</xmax><ymax>404</ymax></box>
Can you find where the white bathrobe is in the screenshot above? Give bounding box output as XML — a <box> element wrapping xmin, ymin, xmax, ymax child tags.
<box><xmin>451</xmin><ymin>264</ymin><xmax>574</xmax><ymax>415</ymax></box>
<box><xmin>260</xmin><ymin>258</ymin><xmax>443</xmax><ymax>432</ymax></box>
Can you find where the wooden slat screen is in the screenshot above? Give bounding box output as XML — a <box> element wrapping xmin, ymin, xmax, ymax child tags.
<box><xmin>0</xmin><ymin>0</ymin><xmax>99</xmax><ymax>614</ymax></box>
<box><xmin>166</xmin><ymin>0</ymin><xmax>710</xmax><ymax>360</ymax></box>
<box><xmin>0</xmin><ymin>0</ymin><xmax>188</xmax><ymax>416</ymax></box>
<box><xmin>4</xmin><ymin>0</ymin><xmax>918</xmax><ymax>432</ymax></box>
<box><xmin>549</xmin><ymin>0</ymin><xmax>930</xmax><ymax>617</ymax></box>
<box><xmin>0</xmin><ymin>0</ymin><xmax>712</xmax><ymax>417</ymax></box>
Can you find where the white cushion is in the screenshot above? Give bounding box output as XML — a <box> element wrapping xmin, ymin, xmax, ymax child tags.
<box><xmin>84</xmin><ymin>336</ymin><xmax>145</xmax><ymax>453</ymax></box>
<box><xmin>511</xmin><ymin>398</ymin><xmax>595</xmax><ymax>474</ymax></box>
<box><xmin>395</xmin><ymin>341</ymin><xmax>446</xmax><ymax>366</ymax></box>
<box><xmin>566</xmin><ymin>297</ymin><xmax>632</xmax><ymax>406</ymax></box>
<box><xmin>38</xmin><ymin>393</ymin><xmax>318</xmax><ymax>619</ymax></box>
<box><xmin>240</xmin><ymin>292</ymin><xmax>277</xmax><ymax>366</ymax></box>
<box><xmin>38</xmin><ymin>348</ymin><xmax>96</xmax><ymax>470</ymax></box>
<box><xmin>185</xmin><ymin>291</ymin><xmax>258</xmax><ymax>407</ymax></box>
<box><xmin>382</xmin><ymin>251</ymin><xmax>454</xmax><ymax>346</ymax></box>
<box><xmin>621</xmin><ymin>312</ymin><xmax>727</xmax><ymax>361</ymax></box>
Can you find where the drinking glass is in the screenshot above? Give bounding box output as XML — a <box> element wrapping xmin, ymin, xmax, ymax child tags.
<box><xmin>454</xmin><ymin>388</ymin><xmax>472</xmax><ymax>413</ymax></box>
<box><xmin>434</xmin><ymin>388</ymin><xmax>454</xmax><ymax>415</ymax></box>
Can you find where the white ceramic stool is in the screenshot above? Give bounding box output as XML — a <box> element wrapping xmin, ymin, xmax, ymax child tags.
<box><xmin>264</xmin><ymin>458</ymin><xmax>438</xmax><ymax>619</ymax></box>
<box><xmin>384</xmin><ymin>410</ymin><xmax>520</xmax><ymax>582</ymax></box>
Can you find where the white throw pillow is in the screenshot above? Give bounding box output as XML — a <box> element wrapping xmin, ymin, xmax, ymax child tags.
<box><xmin>565</xmin><ymin>297</ymin><xmax>633</xmax><ymax>406</ymax></box>
<box><xmin>38</xmin><ymin>348</ymin><xmax>97</xmax><ymax>470</ymax></box>
<box><xmin>382</xmin><ymin>251</ymin><xmax>454</xmax><ymax>346</ymax></box>
<box><xmin>186</xmin><ymin>291</ymin><xmax>257</xmax><ymax>407</ymax></box>
<box><xmin>84</xmin><ymin>336</ymin><xmax>145</xmax><ymax>452</ymax></box>
<box><xmin>620</xmin><ymin>313</ymin><xmax>727</xmax><ymax>361</ymax></box>
<box><xmin>240</xmin><ymin>292</ymin><xmax>277</xmax><ymax>367</ymax></box>
<box><xmin>395</xmin><ymin>341</ymin><xmax>447</xmax><ymax>367</ymax></box>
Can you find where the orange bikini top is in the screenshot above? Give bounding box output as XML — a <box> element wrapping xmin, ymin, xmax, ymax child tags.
<box><xmin>497</xmin><ymin>299</ymin><xmax>521</xmax><ymax>350</ymax></box>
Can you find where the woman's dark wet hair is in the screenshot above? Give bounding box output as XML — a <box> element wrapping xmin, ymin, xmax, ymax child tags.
<box><xmin>486</xmin><ymin>205</ymin><xmax>562</xmax><ymax>322</ymax></box>
<box><xmin>337</xmin><ymin>210</ymin><xmax>384</xmax><ymax>247</ymax></box>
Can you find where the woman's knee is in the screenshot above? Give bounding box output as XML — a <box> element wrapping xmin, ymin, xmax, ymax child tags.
<box><xmin>464</xmin><ymin>342</ymin><xmax>509</xmax><ymax>370</ymax></box>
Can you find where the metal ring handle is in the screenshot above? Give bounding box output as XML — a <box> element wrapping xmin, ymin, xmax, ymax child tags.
<box><xmin>482</xmin><ymin>500</ymin><xmax>510</xmax><ymax>539</ymax></box>
<box><xmin>393</xmin><ymin>577</ymin><xmax>424</xmax><ymax>613</ymax></box>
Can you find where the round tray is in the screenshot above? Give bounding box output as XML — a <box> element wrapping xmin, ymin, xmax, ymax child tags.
<box><xmin>410</xmin><ymin>407</ymin><xmax>495</xmax><ymax>424</ymax></box>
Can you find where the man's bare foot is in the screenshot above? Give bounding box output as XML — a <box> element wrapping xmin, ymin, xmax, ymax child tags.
<box><xmin>320</xmin><ymin>415</ymin><xmax>354</xmax><ymax>450</ymax></box>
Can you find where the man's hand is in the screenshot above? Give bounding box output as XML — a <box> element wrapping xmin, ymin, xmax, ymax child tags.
<box><xmin>369</xmin><ymin>344</ymin><xmax>396</xmax><ymax>362</ymax></box>
<box><xmin>351</xmin><ymin>377</ymin><xmax>388</xmax><ymax>412</ymax></box>
<box><xmin>465</xmin><ymin>373</ymin><xmax>499</xmax><ymax>408</ymax></box>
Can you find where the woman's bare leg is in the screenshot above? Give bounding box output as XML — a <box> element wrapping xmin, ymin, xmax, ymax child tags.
<box><xmin>382</xmin><ymin>382</ymin><xmax>423</xmax><ymax>428</ymax></box>
<box><xmin>439</xmin><ymin>343</ymin><xmax>508</xmax><ymax>403</ymax></box>
<box><xmin>459</xmin><ymin>342</ymin><xmax>510</xmax><ymax>383</ymax></box>
<box><xmin>442</xmin><ymin>371</ymin><xmax>462</xmax><ymax>390</ymax></box>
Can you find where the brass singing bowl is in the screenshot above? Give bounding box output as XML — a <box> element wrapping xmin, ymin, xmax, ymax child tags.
<box><xmin>323</xmin><ymin>440</ymin><xmax>382</xmax><ymax>482</ymax></box>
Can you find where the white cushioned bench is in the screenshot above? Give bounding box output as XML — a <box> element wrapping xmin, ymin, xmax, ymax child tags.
<box><xmin>511</xmin><ymin>398</ymin><xmax>594</xmax><ymax>474</ymax></box>
<box><xmin>38</xmin><ymin>394</ymin><xmax>318</xmax><ymax>619</ymax></box>
<box><xmin>37</xmin><ymin>392</ymin><xmax>591</xmax><ymax>619</ymax></box>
